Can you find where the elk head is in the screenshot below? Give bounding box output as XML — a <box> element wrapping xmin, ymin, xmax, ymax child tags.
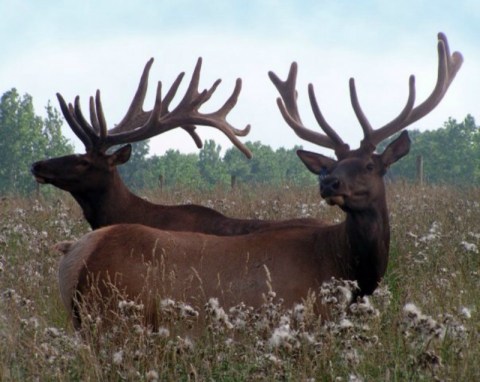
<box><xmin>269</xmin><ymin>33</ymin><xmax>463</xmax><ymax>212</ymax></box>
<box><xmin>31</xmin><ymin>57</ymin><xmax>252</xmax><ymax>194</ymax></box>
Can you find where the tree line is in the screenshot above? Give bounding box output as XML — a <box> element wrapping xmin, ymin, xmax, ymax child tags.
<box><xmin>0</xmin><ymin>88</ymin><xmax>479</xmax><ymax>195</ymax></box>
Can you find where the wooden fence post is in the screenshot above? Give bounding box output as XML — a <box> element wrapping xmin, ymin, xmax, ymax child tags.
<box><xmin>416</xmin><ymin>155</ymin><xmax>424</xmax><ymax>186</ymax></box>
<box><xmin>158</xmin><ymin>174</ymin><xmax>164</xmax><ymax>192</ymax></box>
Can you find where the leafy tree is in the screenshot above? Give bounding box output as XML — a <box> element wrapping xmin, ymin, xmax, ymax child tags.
<box><xmin>275</xmin><ymin>145</ymin><xmax>316</xmax><ymax>185</ymax></box>
<box><xmin>224</xmin><ymin>144</ymin><xmax>251</xmax><ymax>187</ymax></box>
<box><xmin>244</xmin><ymin>141</ymin><xmax>278</xmax><ymax>184</ymax></box>
<box><xmin>42</xmin><ymin>101</ymin><xmax>72</xmax><ymax>158</ymax></box>
<box><xmin>225</xmin><ymin>142</ymin><xmax>316</xmax><ymax>186</ymax></box>
<box><xmin>117</xmin><ymin>140</ymin><xmax>151</xmax><ymax>190</ymax></box>
<box><xmin>154</xmin><ymin>149</ymin><xmax>201</xmax><ymax>189</ymax></box>
<box><xmin>0</xmin><ymin>89</ymin><xmax>73</xmax><ymax>194</ymax></box>
<box><xmin>379</xmin><ymin>115</ymin><xmax>480</xmax><ymax>185</ymax></box>
<box><xmin>198</xmin><ymin>140</ymin><xmax>228</xmax><ymax>187</ymax></box>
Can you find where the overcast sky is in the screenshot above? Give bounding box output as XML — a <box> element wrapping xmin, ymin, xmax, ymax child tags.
<box><xmin>0</xmin><ymin>0</ymin><xmax>478</xmax><ymax>157</ymax></box>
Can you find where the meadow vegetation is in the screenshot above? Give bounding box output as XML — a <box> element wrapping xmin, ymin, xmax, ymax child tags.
<box><xmin>0</xmin><ymin>183</ymin><xmax>479</xmax><ymax>381</ymax></box>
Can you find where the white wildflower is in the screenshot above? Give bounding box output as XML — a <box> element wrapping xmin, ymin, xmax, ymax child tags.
<box><xmin>460</xmin><ymin>241</ymin><xmax>478</xmax><ymax>253</ymax></box>
<box><xmin>265</xmin><ymin>353</ymin><xmax>282</xmax><ymax>367</ymax></box>
<box><xmin>419</xmin><ymin>233</ymin><xmax>437</xmax><ymax>243</ymax></box>
<box><xmin>44</xmin><ymin>327</ymin><xmax>61</xmax><ymax>338</ymax></box>
<box><xmin>348</xmin><ymin>374</ymin><xmax>364</xmax><ymax>382</ymax></box>
<box><xmin>468</xmin><ymin>232</ymin><xmax>480</xmax><ymax>240</ymax></box>
<box><xmin>178</xmin><ymin>303</ymin><xmax>199</xmax><ymax>318</ymax></box>
<box><xmin>112</xmin><ymin>350</ymin><xmax>124</xmax><ymax>365</ymax></box>
<box><xmin>344</xmin><ymin>344</ymin><xmax>360</xmax><ymax>366</ymax></box>
<box><xmin>338</xmin><ymin>318</ymin><xmax>354</xmax><ymax>331</ymax></box>
<box><xmin>372</xmin><ymin>284</ymin><xmax>392</xmax><ymax>308</ymax></box>
<box><xmin>160</xmin><ymin>298</ymin><xmax>175</xmax><ymax>309</ymax></box>
<box><xmin>21</xmin><ymin>317</ymin><xmax>39</xmax><ymax>329</ymax></box>
<box><xmin>269</xmin><ymin>322</ymin><xmax>296</xmax><ymax>348</ymax></box>
<box><xmin>118</xmin><ymin>299</ymin><xmax>143</xmax><ymax>311</ymax></box>
<box><xmin>176</xmin><ymin>336</ymin><xmax>194</xmax><ymax>352</ymax></box>
<box><xmin>460</xmin><ymin>307</ymin><xmax>472</xmax><ymax>319</ymax></box>
<box><xmin>156</xmin><ymin>327</ymin><xmax>170</xmax><ymax>338</ymax></box>
<box><xmin>146</xmin><ymin>370</ymin><xmax>159</xmax><ymax>381</ymax></box>
<box><xmin>349</xmin><ymin>296</ymin><xmax>379</xmax><ymax>318</ymax></box>
<box><xmin>293</xmin><ymin>303</ymin><xmax>305</xmax><ymax>322</ymax></box>
<box><xmin>402</xmin><ymin>302</ymin><xmax>445</xmax><ymax>344</ymax></box>
<box><xmin>205</xmin><ymin>298</ymin><xmax>233</xmax><ymax>329</ymax></box>
<box><xmin>403</xmin><ymin>303</ymin><xmax>422</xmax><ymax>319</ymax></box>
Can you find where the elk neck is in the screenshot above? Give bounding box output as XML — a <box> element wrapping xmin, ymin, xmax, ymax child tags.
<box><xmin>342</xmin><ymin>192</ymin><xmax>390</xmax><ymax>297</ymax></box>
<box><xmin>71</xmin><ymin>170</ymin><xmax>151</xmax><ymax>229</ymax></box>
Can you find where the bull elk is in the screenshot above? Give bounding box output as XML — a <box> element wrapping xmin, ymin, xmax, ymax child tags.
<box><xmin>31</xmin><ymin>58</ymin><xmax>321</xmax><ymax>234</ymax></box>
<box><xmin>56</xmin><ymin>33</ymin><xmax>462</xmax><ymax>331</ymax></box>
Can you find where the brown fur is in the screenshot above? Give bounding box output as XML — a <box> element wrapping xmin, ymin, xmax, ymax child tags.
<box><xmin>31</xmin><ymin>147</ymin><xmax>323</xmax><ymax>234</ymax></box>
<box><xmin>57</xmin><ymin>133</ymin><xmax>411</xmax><ymax>331</ymax></box>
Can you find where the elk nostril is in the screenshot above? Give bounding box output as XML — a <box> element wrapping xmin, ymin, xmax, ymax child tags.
<box><xmin>31</xmin><ymin>162</ymin><xmax>45</xmax><ymax>174</ymax></box>
<box><xmin>321</xmin><ymin>176</ymin><xmax>341</xmax><ymax>192</ymax></box>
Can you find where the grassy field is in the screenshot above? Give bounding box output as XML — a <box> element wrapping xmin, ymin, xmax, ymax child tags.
<box><xmin>0</xmin><ymin>183</ymin><xmax>479</xmax><ymax>381</ymax></box>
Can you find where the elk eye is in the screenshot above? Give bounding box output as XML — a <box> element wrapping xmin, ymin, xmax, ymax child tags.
<box><xmin>319</xmin><ymin>167</ymin><xmax>329</xmax><ymax>182</ymax></box>
<box><xmin>78</xmin><ymin>159</ymin><xmax>90</xmax><ymax>167</ymax></box>
<box><xmin>366</xmin><ymin>163</ymin><xmax>375</xmax><ymax>171</ymax></box>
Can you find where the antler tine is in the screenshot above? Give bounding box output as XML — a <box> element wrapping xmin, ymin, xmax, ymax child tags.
<box><xmin>308</xmin><ymin>83</ymin><xmax>348</xmax><ymax>151</ymax></box>
<box><xmin>172</xmin><ymin>70</ymin><xmax>252</xmax><ymax>156</ymax></box>
<box><xmin>368</xmin><ymin>32</ymin><xmax>463</xmax><ymax>146</ymax></box>
<box><xmin>72</xmin><ymin>96</ymin><xmax>95</xmax><ymax>138</ymax></box>
<box><xmin>203</xmin><ymin>78</ymin><xmax>250</xmax><ymax>136</ymax></box>
<box><xmin>88</xmin><ymin>96</ymin><xmax>101</xmax><ymax>134</ymax></box>
<box><xmin>181</xmin><ymin>125</ymin><xmax>203</xmax><ymax>148</ymax></box>
<box><xmin>94</xmin><ymin>90</ymin><xmax>108</xmax><ymax>139</ymax></box>
<box><xmin>56</xmin><ymin>93</ymin><xmax>93</xmax><ymax>150</ymax></box>
<box><xmin>401</xmin><ymin>33</ymin><xmax>463</xmax><ymax>127</ymax></box>
<box><xmin>108</xmin><ymin>58</ymin><xmax>154</xmax><ymax>135</ymax></box>
<box><xmin>269</xmin><ymin>62</ymin><xmax>347</xmax><ymax>153</ymax></box>
<box><xmin>56</xmin><ymin>58</ymin><xmax>251</xmax><ymax>157</ymax></box>
<box><xmin>350</xmin><ymin>75</ymin><xmax>416</xmax><ymax>146</ymax></box>
<box><xmin>104</xmin><ymin>57</ymin><xmax>252</xmax><ymax>158</ymax></box>
<box><xmin>156</xmin><ymin>71</ymin><xmax>205</xmax><ymax>147</ymax></box>
<box><xmin>349</xmin><ymin>78</ymin><xmax>374</xmax><ymax>139</ymax></box>
<box><xmin>145</xmin><ymin>72</ymin><xmax>203</xmax><ymax>149</ymax></box>
<box><xmin>194</xmin><ymin>77</ymin><xmax>252</xmax><ymax>157</ymax></box>
<box><xmin>176</xmin><ymin>57</ymin><xmax>204</xmax><ymax>109</ymax></box>
<box><xmin>162</xmin><ymin>72</ymin><xmax>186</xmax><ymax>114</ymax></box>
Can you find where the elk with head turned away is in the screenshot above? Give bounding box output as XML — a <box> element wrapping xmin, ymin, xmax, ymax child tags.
<box><xmin>31</xmin><ymin>58</ymin><xmax>321</xmax><ymax>234</ymax></box>
<box><xmin>55</xmin><ymin>33</ymin><xmax>462</xmax><ymax>331</ymax></box>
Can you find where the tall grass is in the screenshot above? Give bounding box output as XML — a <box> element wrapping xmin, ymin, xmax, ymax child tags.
<box><xmin>0</xmin><ymin>183</ymin><xmax>479</xmax><ymax>381</ymax></box>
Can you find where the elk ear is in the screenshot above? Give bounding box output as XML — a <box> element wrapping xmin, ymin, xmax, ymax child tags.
<box><xmin>380</xmin><ymin>131</ymin><xmax>411</xmax><ymax>168</ymax></box>
<box><xmin>109</xmin><ymin>144</ymin><xmax>132</xmax><ymax>166</ymax></box>
<box><xmin>297</xmin><ymin>149</ymin><xmax>336</xmax><ymax>175</ymax></box>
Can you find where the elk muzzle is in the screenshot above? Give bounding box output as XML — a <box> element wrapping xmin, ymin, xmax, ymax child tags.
<box><xmin>31</xmin><ymin>162</ymin><xmax>48</xmax><ymax>184</ymax></box>
<box><xmin>320</xmin><ymin>176</ymin><xmax>345</xmax><ymax>206</ymax></box>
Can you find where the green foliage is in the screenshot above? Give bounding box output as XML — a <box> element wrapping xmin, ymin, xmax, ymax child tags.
<box><xmin>3</xmin><ymin>86</ymin><xmax>476</xmax><ymax>193</ymax></box>
<box><xmin>153</xmin><ymin>149</ymin><xmax>202</xmax><ymax>189</ymax></box>
<box><xmin>117</xmin><ymin>141</ymin><xmax>152</xmax><ymax>191</ymax></box>
<box><xmin>0</xmin><ymin>89</ymin><xmax>74</xmax><ymax>195</ymax></box>
<box><xmin>198</xmin><ymin>139</ymin><xmax>228</xmax><ymax>186</ymax></box>
<box><xmin>119</xmin><ymin>139</ymin><xmax>317</xmax><ymax>191</ymax></box>
<box><xmin>113</xmin><ymin>115</ymin><xmax>480</xmax><ymax>190</ymax></box>
<box><xmin>379</xmin><ymin>115</ymin><xmax>480</xmax><ymax>185</ymax></box>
